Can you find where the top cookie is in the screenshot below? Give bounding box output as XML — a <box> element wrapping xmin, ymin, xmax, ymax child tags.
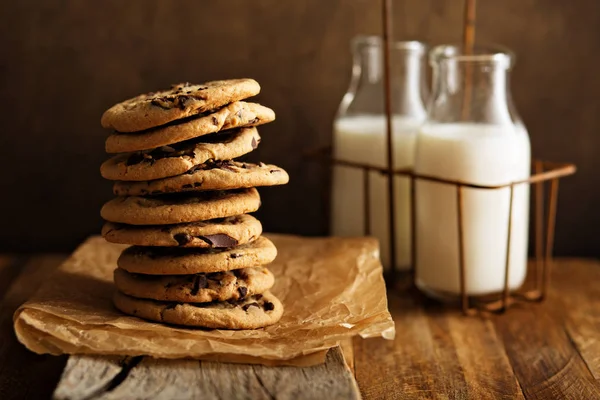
<box><xmin>101</xmin><ymin>79</ymin><xmax>260</xmax><ymax>132</ymax></box>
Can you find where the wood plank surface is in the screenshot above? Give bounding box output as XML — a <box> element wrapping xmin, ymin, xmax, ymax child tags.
<box><xmin>354</xmin><ymin>293</ymin><xmax>523</xmax><ymax>399</ymax></box>
<box><xmin>3</xmin><ymin>257</ymin><xmax>600</xmax><ymax>399</ymax></box>
<box><xmin>53</xmin><ymin>347</ymin><xmax>359</xmax><ymax>400</ymax></box>
<box><xmin>494</xmin><ymin>307</ymin><xmax>600</xmax><ymax>399</ymax></box>
<box><xmin>549</xmin><ymin>258</ymin><xmax>600</xmax><ymax>380</ymax></box>
<box><xmin>0</xmin><ymin>255</ymin><xmax>68</xmax><ymax>400</ymax></box>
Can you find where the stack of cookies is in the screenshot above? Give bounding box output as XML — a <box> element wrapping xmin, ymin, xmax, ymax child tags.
<box><xmin>98</xmin><ymin>79</ymin><xmax>288</xmax><ymax>329</ymax></box>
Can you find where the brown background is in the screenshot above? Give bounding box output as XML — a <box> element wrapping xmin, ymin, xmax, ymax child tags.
<box><xmin>0</xmin><ymin>0</ymin><xmax>598</xmax><ymax>256</ymax></box>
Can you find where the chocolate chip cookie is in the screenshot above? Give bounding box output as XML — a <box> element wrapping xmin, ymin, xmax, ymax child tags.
<box><xmin>101</xmin><ymin>128</ymin><xmax>262</xmax><ymax>181</ymax></box>
<box><xmin>100</xmin><ymin>188</ymin><xmax>260</xmax><ymax>225</ymax></box>
<box><xmin>117</xmin><ymin>236</ymin><xmax>277</xmax><ymax>274</ymax></box>
<box><xmin>112</xmin><ymin>161</ymin><xmax>289</xmax><ymax>196</ymax></box>
<box><xmin>105</xmin><ymin>102</ymin><xmax>274</xmax><ymax>153</ymax></box>
<box><xmin>114</xmin><ymin>267</ymin><xmax>274</xmax><ymax>303</ymax></box>
<box><xmin>113</xmin><ymin>290</ymin><xmax>283</xmax><ymax>329</ymax></box>
<box><xmin>101</xmin><ymin>79</ymin><xmax>261</xmax><ymax>132</ymax></box>
<box><xmin>102</xmin><ymin>214</ymin><xmax>262</xmax><ymax>248</ymax></box>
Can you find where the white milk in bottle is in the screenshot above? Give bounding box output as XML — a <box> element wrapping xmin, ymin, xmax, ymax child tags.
<box><xmin>414</xmin><ymin>122</ymin><xmax>531</xmax><ymax>295</ymax></box>
<box><xmin>330</xmin><ymin>37</ymin><xmax>427</xmax><ymax>271</ymax></box>
<box><xmin>331</xmin><ymin>115</ymin><xmax>421</xmax><ymax>269</ymax></box>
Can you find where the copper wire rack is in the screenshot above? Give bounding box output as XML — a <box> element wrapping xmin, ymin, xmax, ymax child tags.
<box><xmin>311</xmin><ymin>0</ymin><xmax>577</xmax><ymax>315</ymax></box>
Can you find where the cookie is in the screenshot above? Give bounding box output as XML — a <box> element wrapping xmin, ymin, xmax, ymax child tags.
<box><xmin>100</xmin><ymin>188</ymin><xmax>260</xmax><ymax>225</ymax></box>
<box><xmin>118</xmin><ymin>236</ymin><xmax>277</xmax><ymax>275</ymax></box>
<box><xmin>114</xmin><ymin>267</ymin><xmax>275</xmax><ymax>303</ymax></box>
<box><xmin>105</xmin><ymin>102</ymin><xmax>274</xmax><ymax>153</ymax></box>
<box><xmin>101</xmin><ymin>79</ymin><xmax>261</xmax><ymax>132</ymax></box>
<box><xmin>101</xmin><ymin>128</ymin><xmax>261</xmax><ymax>182</ymax></box>
<box><xmin>113</xmin><ymin>290</ymin><xmax>283</xmax><ymax>329</ymax></box>
<box><xmin>113</xmin><ymin>161</ymin><xmax>289</xmax><ymax>196</ymax></box>
<box><xmin>102</xmin><ymin>214</ymin><xmax>262</xmax><ymax>248</ymax></box>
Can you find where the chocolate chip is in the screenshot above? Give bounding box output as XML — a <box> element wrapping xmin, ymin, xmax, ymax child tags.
<box><xmin>173</xmin><ymin>233</ymin><xmax>193</xmax><ymax>246</ymax></box>
<box><xmin>242</xmin><ymin>302</ymin><xmax>259</xmax><ymax>312</ymax></box>
<box><xmin>263</xmin><ymin>301</ymin><xmax>275</xmax><ymax>311</ymax></box>
<box><xmin>198</xmin><ymin>234</ymin><xmax>239</xmax><ymax>248</ymax></box>
<box><xmin>151</xmin><ymin>97</ymin><xmax>172</xmax><ymax>109</ymax></box>
<box><xmin>251</xmin><ymin>137</ymin><xmax>258</xmax><ymax>149</ymax></box>
<box><xmin>249</xmin><ymin>117</ymin><xmax>260</xmax><ymax>124</ymax></box>
<box><xmin>126</xmin><ymin>152</ymin><xmax>145</xmax><ymax>166</ymax></box>
<box><xmin>233</xmin><ymin>269</ymin><xmax>248</xmax><ymax>279</ymax></box>
<box><xmin>255</xmin><ymin>294</ymin><xmax>263</xmax><ymax>300</ymax></box>
<box><xmin>190</xmin><ymin>274</ymin><xmax>208</xmax><ymax>295</ymax></box>
<box><xmin>238</xmin><ymin>287</ymin><xmax>248</xmax><ymax>299</ymax></box>
<box><xmin>177</xmin><ymin>95</ymin><xmax>191</xmax><ymax>110</ymax></box>
<box><xmin>219</xmin><ymin>161</ymin><xmax>238</xmax><ymax>172</ymax></box>
<box><xmin>212</xmin><ymin>116</ymin><xmax>219</xmax><ymax>126</ymax></box>
<box><xmin>182</xmin><ymin>184</ymin><xmax>193</xmax><ymax>189</ymax></box>
<box><xmin>230</xmin><ymin>253</ymin><xmax>242</xmax><ymax>259</ymax></box>
<box><xmin>270</xmin><ymin>169</ymin><xmax>279</xmax><ymax>173</ymax></box>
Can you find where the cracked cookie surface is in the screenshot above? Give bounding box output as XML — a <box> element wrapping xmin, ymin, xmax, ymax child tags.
<box><xmin>100</xmin><ymin>188</ymin><xmax>260</xmax><ymax>225</ymax></box>
<box><xmin>113</xmin><ymin>161</ymin><xmax>289</xmax><ymax>196</ymax></box>
<box><xmin>117</xmin><ymin>236</ymin><xmax>277</xmax><ymax>274</ymax></box>
<box><xmin>102</xmin><ymin>214</ymin><xmax>261</xmax><ymax>248</ymax></box>
<box><xmin>114</xmin><ymin>267</ymin><xmax>274</xmax><ymax>303</ymax></box>
<box><xmin>101</xmin><ymin>127</ymin><xmax>262</xmax><ymax>181</ymax></box>
<box><xmin>113</xmin><ymin>290</ymin><xmax>283</xmax><ymax>329</ymax></box>
<box><xmin>101</xmin><ymin>79</ymin><xmax>261</xmax><ymax>132</ymax></box>
<box><xmin>105</xmin><ymin>102</ymin><xmax>273</xmax><ymax>153</ymax></box>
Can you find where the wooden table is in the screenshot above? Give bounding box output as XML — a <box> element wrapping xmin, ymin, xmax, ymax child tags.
<box><xmin>1</xmin><ymin>255</ymin><xmax>599</xmax><ymax>399</ymax></box>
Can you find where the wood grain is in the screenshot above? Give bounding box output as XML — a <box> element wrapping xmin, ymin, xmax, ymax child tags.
<box><xmin>354</xmin><ymin>292</ymin><xmax>523</xmax><ymax>399</ymax></box>
<box><xmin>0</xmin><ymin>255</ymin><xmax>68</xmax><ymax>400</ymax></box>
<box><xmin>0</xmin><ymin>0</ymin><xmax>598</xmax><ymax>256</ymax></box>
<box><xmin>3</xmin><ymin>256</ymin><xmax>600</xmax><ymax>399</ymax></box>
<box><xmin>547</xmin><ymin>258</ymin><xmax>600</xmax><ymax>380</ymax></box>
<box><xmin>53</xmin><ymin>355</ymin><xmax>133</xmax><ymax>400</ymax></box>
<box><xmin>53</xmin><ymin>347</ymin><xmax>359</xmax><ymax>400</ymax></box>
<box><xmin>494</xmin><ymin>307</ymin><xmax>600</xmax><ymax>399</ymax></box>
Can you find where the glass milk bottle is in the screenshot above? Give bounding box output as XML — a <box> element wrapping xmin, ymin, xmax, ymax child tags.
<box><xmin>331</xmin><ymin>36</ymin><xmax>427</xmax><ymax>270</ymax></box>
<box><xmin>415</xmin><ymin>45</ymin><xmax>531</xmax><ymax>297</ymax></box>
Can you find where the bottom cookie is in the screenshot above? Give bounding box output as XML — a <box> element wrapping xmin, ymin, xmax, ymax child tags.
<box><xmin>113</xmin><ymin>290</ymin><xmax>283</xmax><ymax>329</ymax></box>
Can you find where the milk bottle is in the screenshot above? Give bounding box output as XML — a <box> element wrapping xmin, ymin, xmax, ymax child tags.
<box><xmin>415</xmin><ymin>45</ymin><xmax>531</xmax><ymax>297</ymax></box>
<box><xmin>331</xmin><ymin>36</ymin><xmax>427</xmax><ymax>270</ymax></box>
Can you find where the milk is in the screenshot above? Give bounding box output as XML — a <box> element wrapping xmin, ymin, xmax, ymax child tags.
<box><xmin>414</xmin><ymin>122</ymin><xmax>531</xmax><ymax>296</ymax></box>
<box><xmin>331</xmin><ymin>115</ymin><xmax>422</xmax><ymax>270</ymax></box>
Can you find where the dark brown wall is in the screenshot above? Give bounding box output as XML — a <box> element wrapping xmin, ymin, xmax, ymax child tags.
<box><xmin>0</xmin><ymin>0</ymin><xmax>598</xmax><ymax>256</ymax></box>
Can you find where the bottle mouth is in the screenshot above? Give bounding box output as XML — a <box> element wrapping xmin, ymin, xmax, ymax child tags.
<box><xmin>430</xmin><ymin>44</ymin><xmax>514</xmax><ymax>68</ymax></box>
<box><xmin>352</xmin><ymin>35</ymin><xmax>427</xmax><ymax>53</ymax></box>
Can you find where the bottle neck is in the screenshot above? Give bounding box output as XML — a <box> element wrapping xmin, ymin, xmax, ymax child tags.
<box><xmin>340</xmin><ymin>38</ymin><xmax>427</xmax><ymax>119</ymax></box>
<box><xmin>428</xmin><ymin>48</ymin><xmax>518</xmax><ymax>125</ymax></box>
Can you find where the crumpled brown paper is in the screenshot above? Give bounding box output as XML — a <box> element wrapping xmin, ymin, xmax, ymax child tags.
<box><xmin>14</xmin><ymin>234</ymin><xmax>395</xmax><ymax>366</ymax></box>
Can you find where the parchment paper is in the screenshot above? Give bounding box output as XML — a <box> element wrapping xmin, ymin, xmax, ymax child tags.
<box><xmin>14</xmin><ymin>234</ymin><xmax>395</xmax><ymax>366</ymax></box>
